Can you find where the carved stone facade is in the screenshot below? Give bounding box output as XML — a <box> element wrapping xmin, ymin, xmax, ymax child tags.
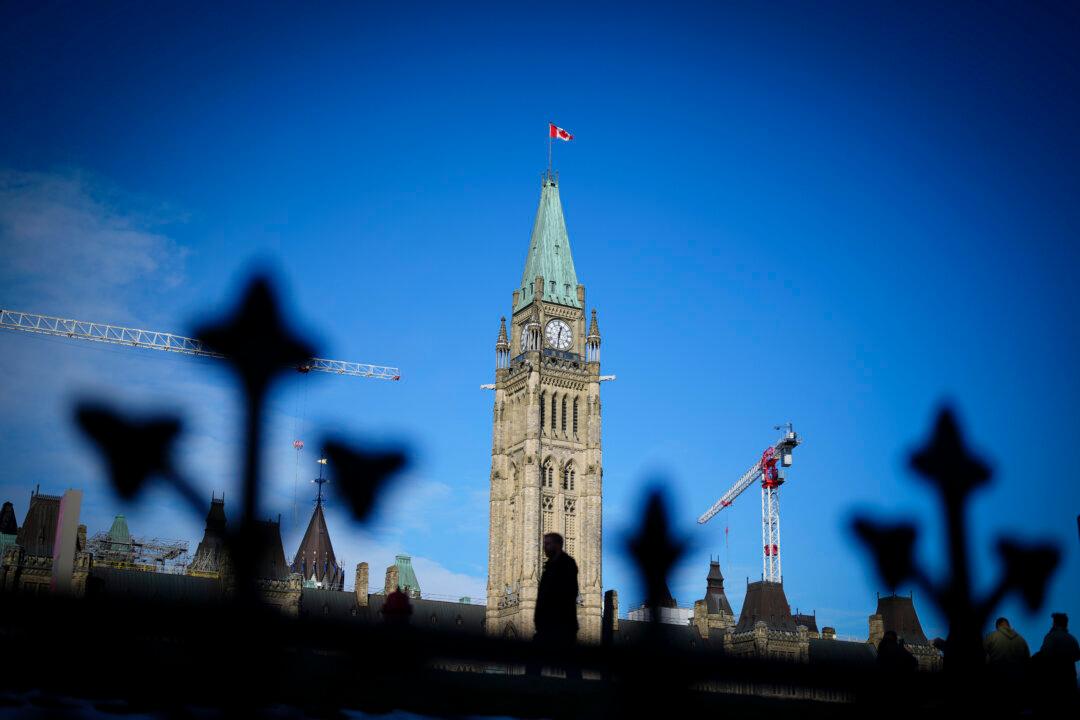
<box><xmin>486</xmin><ymin>172</ymin><xmax>604</xmax><ymax>643</ymax></box>
<box><xmin>692</xmin><ymin>560</ymin><xmax>736</xmax><ymax>640</ymax></box>
<box><xmin>867</xmin><ymin>593</ymin><xmax>942</xmax><ymax>671</ymax></box>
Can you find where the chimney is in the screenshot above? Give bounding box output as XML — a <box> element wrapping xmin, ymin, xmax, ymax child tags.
<box><xmin>822</xmin><ymin>626</ymin><xmax>837</xmax><ymax>640</ymax></box>
<box><xmin>355</xmin><ymin>562</ymin><xmax>369</xmax><ymax>607</ymax></box>
<box><xmin>384</xmin><ymin>564</ymin><xmax>399</xmax><ymax>595</ymax></box>
<box><xmin>869</xmin><ymin>613</ymin><xmax>884</xmax><ymax>645</ymax></box>
<box><xmin>608</xmin><ymin>589</ymin><xmax>619</xmax><ymax>629</ymax></box>
<box><xmin>603</xmin><ymin>590</ymin><xmax>619</xmax><ymax>645</ymax></box>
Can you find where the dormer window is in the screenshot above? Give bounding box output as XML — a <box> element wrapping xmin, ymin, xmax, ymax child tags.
<box><xmin>550</xmin><ymin>281</ymin><xmax>556</xmax><ymax>294</ymax></box>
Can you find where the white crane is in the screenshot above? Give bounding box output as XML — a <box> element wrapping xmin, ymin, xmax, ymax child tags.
<box><xmin>2</xmin><ymin>307</ymin><xmax>402</xmax><ymax>530</ymax></box>
<box><xmin>0</xmin><ymin>309</ymin><xmax>401</xmax><ymax>380</ymax></box>
<box><xmin>698</xmin><ymin>424</ymin><xmax>801</xmax><ymax>584</ymax></box>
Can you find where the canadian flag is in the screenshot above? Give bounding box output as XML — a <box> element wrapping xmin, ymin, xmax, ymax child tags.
<box><xmin>549</xmin><ymin>123</ymin><xmax>573</xmax><ymax>141</ymax></box>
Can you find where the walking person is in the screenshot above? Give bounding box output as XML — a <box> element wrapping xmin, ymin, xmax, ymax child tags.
<box><xmin>1032</xmin><ymin>613</ymin><xmax>1080</xmax><ymax>716</ymax></box>
<box><xmin>984</xmin><ymin>617</ymin><xmax>1030</xmax><ymax>714</ymax></box>
<box><xmin>530</xmin><ymin>532</ymin><xmax>580</xmax><ymax>679</ymax></box>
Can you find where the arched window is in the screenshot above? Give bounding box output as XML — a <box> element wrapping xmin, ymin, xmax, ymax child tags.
<box><xmin>550</xmin><ymin>393</ymin><xmax>557</xmax><ymax>430</ymax></box>
<box><xmin>562</xmin><ymin>462</ymin><xmax>575</xmax><ymax>491</ymax></box>
<box><xmin>573</xmin><ymin>397</ymin><xmax>579</xmax><ymax>436</ymax></box>
<box><xmin>542</xmin><ymin>460</ymin><xmax>554</xmax><ymax>488</ymax></box>
<box><xmin>561</xmin><ymin>396</ymin><xmax>567</xmax><ymax>432</ymax></box>
<box><xmin>540</xmin><ymin>392</ymin><xmax>545</xmax><ymax>429</ymax></box>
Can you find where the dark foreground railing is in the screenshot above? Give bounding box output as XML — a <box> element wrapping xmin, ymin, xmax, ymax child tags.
<box><xmin>0</xmin><ymin>591</ymin><xmax>942</xmax><ymax>719</ymax></box>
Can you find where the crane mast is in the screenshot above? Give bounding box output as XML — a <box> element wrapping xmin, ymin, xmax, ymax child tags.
<box><xmin>698</xmin><ymin>424</ymin><xmax>801</xmax><ymax>583</ymax></box>
<box><xmin>0</xmin><ymin>309</ymin><xmax>401</xmax><ymax>380</ymax></box>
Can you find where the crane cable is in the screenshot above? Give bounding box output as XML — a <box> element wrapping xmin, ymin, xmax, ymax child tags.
<box><xmin>290</xmin><ymin>374</ymin><xmax>310</xmax><ymax>528</ymax></box>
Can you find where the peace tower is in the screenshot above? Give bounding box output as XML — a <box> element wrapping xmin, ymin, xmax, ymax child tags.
<box><xmin>486</xmin><ymin>171</ymin><xmax>604</xmax><ymax>642</ymax></box>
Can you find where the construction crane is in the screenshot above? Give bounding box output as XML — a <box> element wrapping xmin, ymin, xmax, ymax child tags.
<box><xmin>0</xmin><ymin>309</ymin><xmax>401</xmax><ymax>380</ymax></box>
<box><xmin>697</xmin><ymin>423</ymin><xmax>802</xmax><ymax>584</ymax></box>
<box><xmin>2</xmin><ymin>307</ymin><xmax>402</xmax><ymax>529</ymax></box>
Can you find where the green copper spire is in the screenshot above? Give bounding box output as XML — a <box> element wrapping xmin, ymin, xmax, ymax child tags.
<box><xmin>515</xmin><ymin>171</ymin><xmax>581</xmax><ymax>312</ymax></box>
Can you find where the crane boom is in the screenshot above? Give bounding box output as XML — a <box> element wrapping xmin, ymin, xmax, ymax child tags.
<box><xmin>0</xmin><ymin>309</ymin><xmax>401</xmax><ymax>380</ymax></box>
<box><xmin>696</xmin><ymin>455</ymin><xmax>766</xmax><ymax>524</ymax></box>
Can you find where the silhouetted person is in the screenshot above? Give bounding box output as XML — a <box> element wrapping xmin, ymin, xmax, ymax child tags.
<box><xmin>984</xmin><ymin>617</ymin><xmax>1029</xmax><ymax>713</ymax></box>
<box><xmin>529</xmin><ymin>532</ymin><xmax>580</xmax><ymax>679</ymax></box>
<box><xmin>877</xmin><ymin>630</ymin><xmax>918</xmax><ymax>674</ymax></box>
<box><xmin>1032</xmin><ymin>613</ymin><xmax>1080</xmax><ymax>716</ymax></box>
<box><xmin>985</xmin><ymin>616</ymin><xmax>1030</xmax><ymax>668</ymax></box>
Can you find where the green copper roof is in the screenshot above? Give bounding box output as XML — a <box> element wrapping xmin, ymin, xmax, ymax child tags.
<box><xmin>394</xmin><ymin>554</ymin><xmax>421</xmax><ymax>597</ymax></box>
<box><xmin>515</xmin><ymin>172</ymin><xmax>581</xmax><ymax>312</ymax></box>
<box><xmin>107</xmin><ymin>515</ymin><xmax>132</xmax><ymax>546</ymax></box>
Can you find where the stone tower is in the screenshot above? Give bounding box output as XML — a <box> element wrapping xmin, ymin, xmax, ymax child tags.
<box><xmin>486</xmin><ymin>171</ymin><xmax>604</xmax><ymax>643</ymax></box>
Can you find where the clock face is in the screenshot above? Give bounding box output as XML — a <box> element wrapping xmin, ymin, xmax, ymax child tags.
<box><xmin>545</xmin><ymin>319</ymin><xmax>572</xmax><ymax>350</ymax></box>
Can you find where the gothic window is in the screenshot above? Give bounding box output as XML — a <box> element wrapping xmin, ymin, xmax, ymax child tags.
<box><xmin>550</xmin><ymin>393</ymin><xmax>557</xmax><ymax>430</ymax></box>
<box><xmin>540</xmin><ymin>392</ymin><xmax>545</xmax><ymax>429</ymax></box>
<box><xmin>573</xmin><ymin>397</ymin><xmax>579</xmax><ymax>436</ymax></box>
<box><xmin>560</xmin><ymin>396</ymin><xmax>567</xmax><ymax>432</ymax></box>
<box><xmin>542</xmin><ymin>460</ymin><xmax>554</xmax><ymax>488</ymax></box>
<box><xmin>562</xmin><ymin>462</ymin><xmax>575</xmax><ymax>492</ymax></box>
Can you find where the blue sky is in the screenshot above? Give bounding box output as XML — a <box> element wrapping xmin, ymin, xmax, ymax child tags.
<box><xmin>1</xmin><ymin>2</ymin><xmax>1078</xmax><ymax>642</ymax></box>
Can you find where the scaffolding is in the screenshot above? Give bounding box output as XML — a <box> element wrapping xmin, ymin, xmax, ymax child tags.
<box><xmin>87</xmin><ymin>531</ymin><xmax>190</xmax><ymax>574</ymax></box>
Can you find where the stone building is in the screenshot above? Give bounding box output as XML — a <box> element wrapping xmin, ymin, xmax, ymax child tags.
<box><xmin>188</xmin><ymin>495</ymin><xmax>228</xmax><ymax>578</ymax></box>
<box><xmin>486</xmin><ymin>170</ymin><xmax>605</xmax><ymax>642</ymax></box>
<box><xmin>867</xmin><ymin>592</ymin><xmax>942</xmax><ymax>671</ymax></box>
<box><xmin>692</xmin><ymin>559</ymin><xmax>736</xmax><ymax>639</ymax></box>
<box><xmin>0</xmin><ymin>488</ymin><xmax>90</xmax><ymax>595</ymax></box>
<box><xmin>602</xmin><ymin>563</ymin><xmax>880</xmax><ymax>703</ymax></box>
<box><xmin>725</xmin><ymin>580</ymin><xmax>811</xmax><ymax>662</ymax></box>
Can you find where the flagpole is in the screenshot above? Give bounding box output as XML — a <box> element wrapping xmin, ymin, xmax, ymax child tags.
<box><xmin>547</xmin><ymin>125</ymin><xmax>552</xmax><ymax>177</ymax></box>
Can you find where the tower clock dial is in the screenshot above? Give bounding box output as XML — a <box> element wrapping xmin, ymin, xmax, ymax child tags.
<box><xmin>545</xmin><ymin>319</ymin><xmax>572</xmax><ymax>350</ymax></box>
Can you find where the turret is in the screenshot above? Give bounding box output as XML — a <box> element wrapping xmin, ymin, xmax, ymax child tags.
<box><xmin>495</xmin><ymin>316</ymin><xmax>510</xmax><ymax>369</ymax></box>
<box><xmin>522</xmin><ymin>308</ymin><xmax>541</xmax><ymax>352</ymax></box>
<box><xmin>586</xmin><ymin>308</ymin><xmax>601</xmax><ymax>363</ymax></box>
